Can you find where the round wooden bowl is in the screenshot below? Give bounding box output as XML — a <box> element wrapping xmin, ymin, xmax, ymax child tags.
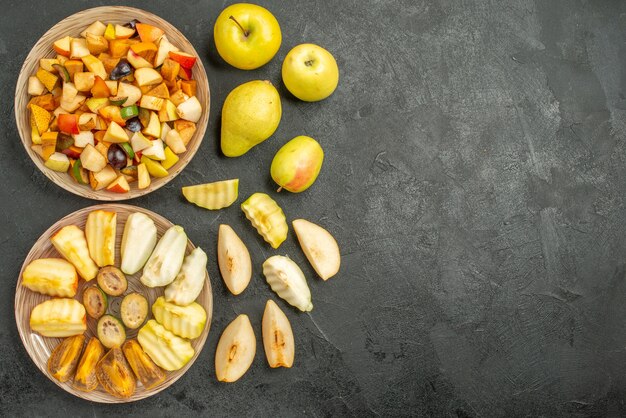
<box><xmin>14</xmin><ymin>7</ymin><xmax>210</xmax><ymax>200</ymax></box>
<box><xmin>15</xmin><ymin>204</ymin><xmax>213</xmax><ymax>403</ymax></box>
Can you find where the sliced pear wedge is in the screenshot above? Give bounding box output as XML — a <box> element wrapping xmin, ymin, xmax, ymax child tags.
<box><xmin>217</xmin><ymin>224</ymin><xmax>252</xmax><ymax>295</ymax></box>
<box><xmin>215</xmin><ymin>314</ymin><xmax>256</xmax><ymax>382</ymax></box>
<box><xmin>262</xmin><ymin>300</ymin><xmax>294</xmax><ymax>368</ymax></box>
<box><xmin>262</xmin><ymin>255</ymin><xmax>313</xmax><ymax>312</ymax></box>
<box><xmin>293</xmin><ymin>219</ymin><xmax>340</xmax><ymax>281</ymax></box>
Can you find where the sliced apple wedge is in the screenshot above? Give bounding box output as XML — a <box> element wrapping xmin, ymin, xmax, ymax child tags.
<box><xmin>103</xmin><ymin>121</ymin><xmax>129</xmax><ymax>143</ymax></box>
<box><xmin>106</xmin><ymin>175</ymin><xmax>130</xmax><ymax>193</ymax></box>
<box><xmin>117</xmin><ymin>82</ymin><xmax>142</xmax><ymax>106</ymax></box>
<box><xmin>53</xmin><ymin>36</ymin><xmax>72</xmax><ymax>57</ymax></box>
<box><xmin>51</xmin><ymin>225</ymin><xmax>98</xmax><ymax>281</ymax></box>
<box><xmin>262</xmin><ymin>300</ymin><xmax>295</xmax><ymax>368</ymax></box>
<box><xmin>44</xmin><ymin>152</ymin><xmax>70</xmax><ymax>172</ymax></box>
<box><xmin>80</xmin><ymin>144</ymin><xmax>107</xmax><ymax>172</ymax></box>
<box><xmin>134</xmin><ymin>68</ymin><xmax>163</xmax><ymax>87</ymax></box>
<box><xmin>131</xmin><ymin>131</ymin><xmax>152</xmax><ymax>152</ymax></box>
<box><xmin>217</xmin><ymin>224</ymin><xmax>251</xmax><ymax>295</ymax></box>
<box><xmin>292</xmin><ymin>219</ymin><xmax>340</xmax><ymax>280</ymax></box>
<box><xmin>70</xmin><ymin>38</ymin><xmax>90</xmax><ymax>59</ymax></box>
<box><xmin>89</xmin><ymin>166</ymin><xmax>117</xmax><ymax>190</ymax></box>
<box><xmin>155</xmin><ymin>35</ymin><xmax>179</xmax><ymax>67</ymax></box>
<box><xmin>215</xmin><ymin>314</ymin><xmax>255</xmax><ymax>382</ymax></box>
<box><xmin>176</xmin><ymin>96</ymin><xmax>202</xmax><ymax>123</ymax></box>
<box><xmin>142</xmin><ymin>139</ymin><xmax>165</xmax><ymax>160</ymax></box>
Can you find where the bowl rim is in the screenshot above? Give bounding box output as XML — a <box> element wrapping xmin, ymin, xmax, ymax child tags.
<box><xmin>14</xmin><ymin>203</ymin><xmax>213</xmax><ymax>403</ymax></box>
<box><xmin>14</xmin><ymin>6</ymin><xmax>210</xmax><ymax>201</ymax></box>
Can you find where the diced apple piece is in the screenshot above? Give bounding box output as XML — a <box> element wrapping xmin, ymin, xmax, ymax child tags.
<box><xmin>160</xmin><ymin>122</ymin><xmax>171</xmax><ymax>141</ymax></box>
<box><xmin>164</xmin><ymin>130</ymin><xmax>186</xmax><ymax>154</ymax></box>
<box><xmin>161</xmin><ymin>146</ymin><xmax>179</xmax><ymax>169</ymax></box>
<box><xmin>78</xmin><ymin>113</ymin><xmax>97</xmax><ymax>131</ymax></box>
<box><xmin>127</xmin><ymin>49</ymin><xmax>153</xmax><ymax>69</ymax></box>
<box><xmin>28</xmin><ymin>77</ymin><xmax>46</xmax><ymax>96</ymax></box>
<box><xmin>81</xmin><ymin>55</ymin><xmax>106</xmax><ymax>80</ymax></box>
<box><xmin>73</xmin><ymin>131</ymin><xmax>94</xmax><ymax>147</ymax></box>
<box><xmin>142</xmin><ymin>139</ymin><xmax>165</xmax><ymax>160</ymax></box>
<box><xmin>39</xmin><ymin>58</ymin><xmax>59</xmax><ymax>73</ymax></box>
<box><xmin>177</xmin><ymin>66</ymin><xmax>192</xmax><ymax>81</ymax></box>
<box><xmin>142</xmin><ymin>111</ymin><xmax>161</xmax><ymax>138</ymax></box>
<box><xmin>86</xmin><ymin>33</ymin><xmax>108</xmax><ymax>55</ymax></box>
<box><xmin>117</xmin><ymin>83</ymin><xmax>142</xmax><ymax>106</ymax></box>
<box><xmin>134</xmin><ymin>68</ymin><xmax>162</xmax><ymax>87</ymax></box>
<box><xmin>106</xmin><ymin>175</ymin><xmax>130</xmax><ymax>193</ymax></box>
<box><xmin>103</xmin><ymin>121</ymin><xmax>129</xmax><ymax>143</ymax></box>
<box><xmin>57</xmin><ymin>113</ymin><xmax>80</xmax><ymax>135</ymax></box>
<box><xmin>139</xmin><ymin>95</ymin><xmax>164</xmax><ymax>111</ymax></box>
<box><xmin>60</xmin><ymin>94</ymin><xmax>86</xmax><ymax>113</ymax></box>
<box><xmin>62</xmin><ymin>82</ymin><xmax>78</xmax><ymax>102</ymax></box>
<box><xmin>64</xmin><ymin>60</ymin><xmax>83</xmax><ymax>81</ymax></box>
<box><xmin>114</xmin><ymin>24</ymin><xmax>135</xmax><ymax>39</ymax></box>
<box><xmin>89</xmin><ymin>165</ymin><xmax>117</xmax><ymax>190</ymax></box>
<box><xmin>85</xmin><ymin>97</ymin><xmax>108</xmax><ymax>113</ymax></box>
<box><xmin>70</xmin><ymin>38</ymin><xmax>90</xmax><ymax>59</ymax></box>
<box><xmin>53</xmin><ymin>107</ymin><xmax>69</xmax><ymax>118</ymax></box>
<box><xmin>137</xmin><ymin>163</ymin><xmax>150</xmax><ymax>189</ymax></box>
<box><xmin>131</xmin><ymin>132</ymin><xmax>152</xmax><ymax>152</ymax></box>
<box><xmin>155</xmin><ymin>36</ymin><xmax>179</xmax><ymax>67</ymax></box>
<box><xmin>74</xmin><ymin>72</ymin><xmax>95</xmax><ymax>91</ymax></box>
<box><xmin>158</xmin><ymin>100</ymin><xmax>178</xmax><ymax>122</ymax></box>
<box><xmin>53</xmin><ymin>36</ymin><xmax>72</xmax><ymax>57</ymax></box>
<box><xmin>176</xmin><ymin>96</ymin><xmax>202</xmax><ymax>123</ymax></box>
<box><xmin>80</xmin><ymin>144</ymin><xmax>107</xmax><ymax>172</ymax></box>
<box><xmin>105</xmin><ymin>80</ymin><xmax>118</xmax><ymax>96</ymax></box>
<box><xmin>104</xmin><ymin>23</ymin><xmax>115</xmax><ymax>41</ymax></box>
<box><xmin>168</xmin><ymin>51</ymin><xmax>197</xmax><ymax>69</ymax></box>
<box><xmin>94</xmin><ymin>140</ymin><xmax>109</xmax><ymax>158</ymax></box>
<box><xmin>81</xmin><ymin>21</ymin><xmax>107</xmax><ymax>38</ymax></box>
<box><xmin>136</xmin><ymin>23</ymin><xmax>164</xmax><ymax>43</ymax></box>
<box><xmin>44</xmin><ymin>152</ymin><xmax>70</xmax><ymax>172</ymax></box>
<box><xmin>141</xmin><ymin>155</ymin><xmax>168</xmax><ymax>177</ymax></box>
<box><xmin>173</xmin><ymin>120</ymin><xmax>196</xmax><ymax>146</ymax></box>
<box><xmin>98</xmin><ymin>105</ymin><xmax>126</xmax><ymax>125</ymax></box>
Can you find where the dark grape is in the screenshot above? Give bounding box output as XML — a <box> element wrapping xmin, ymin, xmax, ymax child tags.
<box><xmin>109</xmin><ymin>59</ymin><xmax>132</xmax><ymax>81</ymax></box>
<box><xmin>107</xmin><ymin>144</ymin><xmax>127</xmax><ymax>169</ymax></box>
<box><xmin>124</xmin><ymin>19</ymin><xmax>140</xmax><ymax>30</ymax></box>
<box><xmin>125</xmin><ymin>117</ymin><xmax>142</xmax><ymax>132</ymax></box>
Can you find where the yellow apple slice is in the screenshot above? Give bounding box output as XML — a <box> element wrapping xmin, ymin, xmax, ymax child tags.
<box><xmin>117</xmin><ymin>82</ymin><xmax>142</xmax><ymax>106</ymax></box>
<box><xmin>137</xmin><ymin>320</ymin><xmax>194</xmax><ymax>371</ymax></box>
<box><xmin>217</xmin><ymin>224</ymin><xmax>251</xmax><ymax>295</ymax></box>
<box><xmin>22</xmin><ymin>258</ymin><xmax>78</xmax><ymax>297</ymax></box>
<box><xmin>85</xmin><ymin>210</ymin><xmax>117</xmax><ymax>267</ymax></box>
<box><xmin>103</xmin><ymin>121</ymin><xmax>129</xmax><ymax>143</ymax></box>
<box><xmin>292</xmin><ymin>219</ymin><xmax>340</xmax><ymax>281</ymax></box>
<box><xmin>30</xmin><ymin>298</ymin><xmax>87</xmax><ymax>337</ymax></box>
<box><xmin>155</xmin><ymin>35</ymin><xmax>179</xmax><ymax>67</ymax></box>
<box><xmin>51</xmin><ymin>225</ymin><xmax>98</xmax><ymax>281</ymax></box>
<box><xmin>182</xmin><ymin>179</ymin><xmax>238</xmax><ymax>210</ymax></box>
<box><xmin>44</xmin><ymin>152</ymin><xmax>70</xmax><ymax>172</ymax></box>
<box><xmin>142</xmin><ymin>111</ymin><xmax>161</xmax><ymax>138</ymax></box>
<box><xmin>215</xmin><ymin>314</ymin><xmax>255</xmax><ymax>382</ymax></box>
<box><xmin>262</xmin><ymin>300</ymin><xmax>294</xmax><ymax>368</ymax></box>
<box><xmin>134</xmin><ymin>67</ymin><xmax>163</xmax><ymax>86</ymax></box>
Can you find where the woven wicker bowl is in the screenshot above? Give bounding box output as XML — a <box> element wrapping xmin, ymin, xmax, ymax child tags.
<box><xmin>14</xmin><ymin>7</ymin><xmax>210</xmax><ymax>200</ymax></box>
<box><xmin>15</xmin><ymin>204</ymin><xmax>213</xmax><ymax>403</ymax></box>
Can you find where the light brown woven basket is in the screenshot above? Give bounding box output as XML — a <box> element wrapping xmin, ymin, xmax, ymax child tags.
<box><xmin>15</xmin><ymin>204</ymin><xmax>213</xmax><ymax>403</ymax></box>
<box><xmin>14</xmin><ymin>7</ymin><xmax>210</xmax><ymax>200</ymax></box>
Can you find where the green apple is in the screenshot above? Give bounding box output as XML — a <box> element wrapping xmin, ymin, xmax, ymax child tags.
<box><xmin>221</xmin><ymin>80</ymin><xmax>282</xmax><ymax>157</ymax></box>
<box><xmin>282</xmin><ymin>43</ymin><xmax>339</xmax><ymax>102</ymax></box>
<box><xmin>214</xmin><ymin>3</ymin><xmax>281</xmax><ymax>70</ymax></box>
<box><xmin>271</xmin><ymin>136</ymin><xmax>324</xmax><ymax>193</ymax></box>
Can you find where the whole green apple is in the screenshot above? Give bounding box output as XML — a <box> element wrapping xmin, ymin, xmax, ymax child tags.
<box><xmin>214</xmin><ymin>3</ymin><xmax>282</xmax><ymax>70</ymax></box>
<box><xmin>282</xmin><ymin>43</ymin><xmax>339</xmax><ymax>102</ymax></box>
<box><xmin>271</xmin><ymin>136</ymin><xmax>324</xmax><ymax>193</ymax></box>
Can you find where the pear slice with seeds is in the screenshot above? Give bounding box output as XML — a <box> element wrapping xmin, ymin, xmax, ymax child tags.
<box><xmin>215</xmin><ymin>314</ymin><xmax>255</xmax><ymax>382</ymax></box>
<box><xmin>292</xmin><ymin>219</ymin><xmax>340</xmax><ymax>281</ymax></box>
<box><xmin>217</xmin><ymin>224</ymin><xmax>252</xmax><ymax>295</ymax></box>
<box><xmin>262</xmin><ymin>300</ymin><xmax>294</xmax><ymax>368</ymax></box>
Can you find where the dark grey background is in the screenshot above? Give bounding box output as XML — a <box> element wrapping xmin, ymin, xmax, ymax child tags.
<box><xmin>1</xmin><ymin>0</ymin><xmax>625</xmax><ymax>416</ymax></box>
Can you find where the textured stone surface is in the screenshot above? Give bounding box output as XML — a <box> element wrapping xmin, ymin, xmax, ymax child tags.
<box><xmin>2</xmin><ymin>0</ymin><xmax>626</xmax><ymax>416</ymax></box>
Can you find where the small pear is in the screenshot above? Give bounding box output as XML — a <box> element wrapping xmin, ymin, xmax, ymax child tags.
<box><xmin>221</xmin><ymin>80</ymin><xmax>281</xmax><ymax>157</ymax></box>
<box><xmin>217</xmin><ymin>224</ymin><xmax>252</xmax><ymax>295</ymax></box>
<box><xmin>293</xmin><ymin>219</ymin><xmax>340</xmax><ymax>280</ymax></box>
<box><xmin>262</xmin><ymin>300</ymin><xmax>295</xmax><ymax>368</ymax></box>
<box><xmin>270</xmin><ymin>136</ymin><xmax>324</xmax><ymax>193</ymax></box>
<box><xmin>215</xmin><ymin>314</ymin><xmax>256</xmax><ymax>382</ymax></box>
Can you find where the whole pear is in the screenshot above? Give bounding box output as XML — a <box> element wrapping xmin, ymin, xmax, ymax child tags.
<box><xmin>270</xmin><ymin>135</ymin><xmax>324</xmax><ymax>193</ymax></box>
<box><xmin>221</xmin><ymin>80</ymin><xmax>281</xmax><ymax>157</ymax></box>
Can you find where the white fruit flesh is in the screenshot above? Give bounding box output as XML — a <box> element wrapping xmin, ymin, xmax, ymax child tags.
<box><xmin>262</xmin><ymin>300</ymin><xmax>295</xmax><ymax>368</ymax></box>
<box><xmin>182</xmin><ymin>179</ymin><xmax>239</xmax><ymax>210</ymax></box>
<box><xmin>120</xmin><ymin>212</ymin><xmax>157</xmax><ymax>275</ymax></box>
<box><xmin>155</xmin><ymin>35</ymin><xmax>179</xmax><ymax>67</ymax></box>
<box><xmin>164</xmin><ymin>247</ymin><xmax>208</xmax><ymax>306</ymax></box>
<box><xmin>217</xmin><ymin>224</ymin><xmax>251</xmax><ymax>295</ymax></box>
<box><xmin>140</xmin><ymin>225</ymin><xmax>187</xmax><ymax>287</ymax></box>
<box><xmin>85</xmin><ymin>210</ymin><xmax>117</xmax><ymax>267</ymax></box>
<box><xmin>262</xmin><ymin>255</ymin><xmax>313</xmax><ymax>312</ymax></box>
<box><xmin>292</xmin><ymin>219</ymin><xmax>340</xmax><ymax>280</ymax></box>
<box><xmin>51</xmin><ymin>225</ymin><xmax>98</xmax><ymax>281</ymax></box>
<box><xmin>215</xmin><ymin>314</ymin><xmax>256</xmax><ymax>382</ymax></box>
<box><xmin>176</xmin><ymin>96</ymin><xmax>202</xmax><ymax>123</ymax></box>
<box><xmin>22</xmin><ymin>258</ymin><xmax>78</xmax><ymax>297</ymax></box>
<box><xmin>30</xmin><ymin>298</ymin><xmax>86</xmax><ymax>337</ymax></box>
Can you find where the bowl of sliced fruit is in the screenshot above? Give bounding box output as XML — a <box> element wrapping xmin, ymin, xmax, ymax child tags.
<box><xmin>15</xmin><ymin>204</ymin><xmax>212</xmax><ymax>402</ymax></box>
<box><xmin>15</xmin><ymin>6</ymin><xmax>209</xmax><ymax>199</ymax></box>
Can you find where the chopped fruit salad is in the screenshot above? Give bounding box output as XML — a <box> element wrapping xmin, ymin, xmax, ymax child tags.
<box><xmin>27</xmin><ymin>19</ymin><xmax>202</xmax><ymax>194</ymax></box>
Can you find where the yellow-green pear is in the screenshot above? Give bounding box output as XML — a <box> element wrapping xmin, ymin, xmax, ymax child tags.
<box><xmin>270</xmin><ymin>136</ymin><xmax>324</xmax><ymax>192</ymax></box>
<box><xmin>221</xmin><ymin>80</ymin><xmax>281</xmax><ymax>157</ymax></box>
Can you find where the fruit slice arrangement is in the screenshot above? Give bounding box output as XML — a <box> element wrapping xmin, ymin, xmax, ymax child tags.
<box><xmin>26</xmin><ymin>19</ymin><xmax>203</xmax><ymax>194</ymax></box>
<box><xmin>20</xmin><ymin>207</ymin><xmax>209</xmax><ymax>400</ymax></box>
